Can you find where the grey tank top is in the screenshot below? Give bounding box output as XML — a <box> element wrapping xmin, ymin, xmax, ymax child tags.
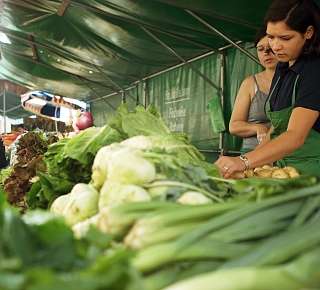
<box><xmin>242</xmin><ymin>75</ymin><xmax>271</xmax><ymax>151</ymax></box>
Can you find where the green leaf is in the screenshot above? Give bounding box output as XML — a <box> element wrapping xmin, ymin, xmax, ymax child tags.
<box><xmin>64</xmin><ymin>126</ymin><xmax>122</xmax><ymax>165</ymax></box>
<box><xmin>122</xmin><ymin>106</ymin><xmax>170</xmax><ymax>137</ymax></box>
<box><xmin>2</xmin><ymin>209</ymin><xmax>40</xmax><ymax>266</ymax></box>
<box><xmin>22</xmin><ymin>211</ymin><xmax>76</xmax><ymax>271</ymax></box>
<box><xmin>26</xmin><ymin>181</ymin><xmax>44</xmax><ymax>209</ymax></box>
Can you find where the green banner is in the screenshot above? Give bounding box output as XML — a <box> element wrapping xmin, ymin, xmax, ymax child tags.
<box><xmin>147</xmin><ymin>54</ymin><xmax>222</xmax><ymax>150</ymax></box>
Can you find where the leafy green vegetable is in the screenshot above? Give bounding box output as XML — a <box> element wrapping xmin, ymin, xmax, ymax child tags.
<box><xmin>0</xmin><ymin>204</ymin><xmax>141</xmax><ymax>290</ymax></box>
<box><xmin>4</xmin><ymin>132</ymin><xmax>50</xmax><ymax>209</ymax></box>
<box><xmin>27</xmin><ymin>126</ymin><xmax>122</xmax><ymax>208</ymax></box>
<box><xmin>109</xmin><ymin>104</ymin><xmax>170</xmax><ymax>137</ymax></box>
<box><xmin>2</xmin><ymin>209</ymin><xmax>76</xmax><ymax>270</ymax></box>
<box><xmin>27</xmin><ymin>104</ymin><xmax>212</xmax><ymax>209</ymax></box>
<box><xmin>64</xmin><ymin>126</ymin><xmax>121</xmax><ymax>166</ymax></box>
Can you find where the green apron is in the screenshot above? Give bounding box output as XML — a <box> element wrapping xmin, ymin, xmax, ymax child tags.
<box><xmin>266</xmin><ymin>75</ymin><xmax>320</xmax><ymax>175</ymax></box>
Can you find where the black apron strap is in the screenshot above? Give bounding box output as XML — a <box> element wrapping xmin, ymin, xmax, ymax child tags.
<box><xmin>265</xmin><ymin>76</ymin><xmax>281</xmax><ymax>113</ymax></box>
<box><xmin>291</xmin><ymin>75</ymin><xmax>300</xmax><ymax>106</ymax></box>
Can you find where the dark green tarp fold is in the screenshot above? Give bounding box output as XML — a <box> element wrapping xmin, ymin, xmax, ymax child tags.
<box><xmin>0</xmin><ymin>0</ymin><xmax>274</xmax><ymax>101</ymax></box>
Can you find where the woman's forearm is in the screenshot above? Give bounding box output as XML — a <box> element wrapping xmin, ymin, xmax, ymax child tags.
<box><xmin>229</xmin><ymin>121</ymin><xmax>264</xmax><ymax>137</ymax></box>
<box><xmin>245</xmin><ymin>130</ymin><xmax>303</xmax><ymax>168</ymax></box>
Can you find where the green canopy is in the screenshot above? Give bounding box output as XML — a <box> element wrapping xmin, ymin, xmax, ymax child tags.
<box><xmin>0</xmin><ymin>0</ymin><xmax>274</xmax><ymax>105</ymax></box>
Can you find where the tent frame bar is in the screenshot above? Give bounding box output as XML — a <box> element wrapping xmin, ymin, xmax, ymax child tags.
<box><xmin>4</xmin><ymin>104</ymin><xmax>22</xmax><ymax>114</ymax></box>
<box><xmin>185</xmin><ymin>9</ymin><xmax>260</xmax><ymax>65</ymax></box>
<box><xmin>141</xmin><ymin>25</ymin><xmax>221</xmax><ymax>91</ymax></box>
<box><xmin>57</xmin><ymin>0</ymin><xmax>71</xmax><ymax>16</ymax></box>
<box><xmin>27</xmin><ymin>34</ymin><xmax>38</xmax><ymax>61</ymax></box>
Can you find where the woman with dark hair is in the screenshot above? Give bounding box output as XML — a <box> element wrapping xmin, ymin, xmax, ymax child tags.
<box><xmin>216</xmin><ymin>0</ymin><xmax>320</xmax><ymax>177</ymax></box>
<box><xmin>229</xmin><ymin>30</ymin><xmax>278</xmax><ymax>152</ymax></box>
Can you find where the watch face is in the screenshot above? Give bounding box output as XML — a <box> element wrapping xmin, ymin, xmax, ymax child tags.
<box><xmin>239</xmin><ymin>155</ymin><xmax>249</xmax><ymax>170</ymax></box>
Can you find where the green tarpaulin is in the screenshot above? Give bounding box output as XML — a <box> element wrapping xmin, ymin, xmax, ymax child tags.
<box><xmin>0</xmin><ymin>0</ymin><xmax>274</xmax><ymax>101</ymax></box>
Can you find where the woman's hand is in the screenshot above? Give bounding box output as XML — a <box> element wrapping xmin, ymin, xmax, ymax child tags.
<box><xmin>255</xmin><ymin>124</ymin><xmax>270</xmax><ymax>145</ymax></box>
<box><xmin>214</xmin><ymin>156</ymin><xmax>246</xmax><ymax>178</ymax></box>
<box><xmin>255</xmin><ymin>124</ymin><xmax>269</xmax><ymax>144</ymax></box>
<box><xmin>256</xmin><ymin>126</ymin><xmax>273</xmax><ymax>148</ymax></box>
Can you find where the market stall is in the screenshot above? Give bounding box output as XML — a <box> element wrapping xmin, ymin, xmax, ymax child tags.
<box><xmin>0</xmin><ymin>1</ymin><xmax>320</xmax><ymax>290</ymax></box>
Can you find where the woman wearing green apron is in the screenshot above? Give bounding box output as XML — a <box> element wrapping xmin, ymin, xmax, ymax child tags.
<box><xmin>215</xmin><ymin>0</ymin><xmax>320</xmax><ymax>178</ymax></box>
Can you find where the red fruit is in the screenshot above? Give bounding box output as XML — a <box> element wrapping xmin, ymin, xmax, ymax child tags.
<box><xmin>75</xmin><ymin>112</ymin><xmax>94</xmax><ymax>130</ymax></box>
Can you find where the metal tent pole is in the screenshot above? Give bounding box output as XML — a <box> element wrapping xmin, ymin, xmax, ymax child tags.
<box><xmin>75</xmin><ymin>75</ymin><xmax>117</xmax><ymax>110</ymax></box>
<box><xmin>121</xmin><ymin>91</ymin><xmax>126</xmax><ymax>104</ymax></box>
<box><xmin>219</xmin><ymin>52</ymin><xmax>226</xmax><ymax>155</ymax></box>
<box><xmin>54</xmin><ymin>120</ymin><xmax>58</xmax><ymax>132</ymax></box>
<box><xmin>141</xmin><ymin>26</ymin><xmax>221</xmax><ymax>91</ymax></box>
<box><xmin>3</xmin><ymin>88</ymin><xmax>6</xmax><ymax>133</ymax></box>
<box><xmin>143</xmin><ymin>80</ymin><xmax>149</xmax><ymax>108</ymax></box>
<box><xmin>54</xmin><ymin>106</ymin><xmax>59</xmax><ymax>133</ymax></box>
<box><xmin>185</xmin><ymin>9</ymin><xmax>260</xmax><ymax>65</ymax></box>
<box><xmin>5</xmin><ymin>104</ymin><xmax>21</xmax><ymax>113</ymax></box>
<box><xmin>136</xmin><ymin>85</ymin><xmax>140</xmax><ymax>106</ymax></box>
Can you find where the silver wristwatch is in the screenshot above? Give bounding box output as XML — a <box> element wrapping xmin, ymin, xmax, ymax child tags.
<box><xmin>239</xmin><ymin>154</ymin><xmax>250</xmax><ymax>170</ymax></box>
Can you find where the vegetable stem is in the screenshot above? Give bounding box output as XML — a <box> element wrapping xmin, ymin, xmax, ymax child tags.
<box><xmin>145</xmin><ymin>180</ymin><xmax>224</xmax><ymax>203</ymax></box>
